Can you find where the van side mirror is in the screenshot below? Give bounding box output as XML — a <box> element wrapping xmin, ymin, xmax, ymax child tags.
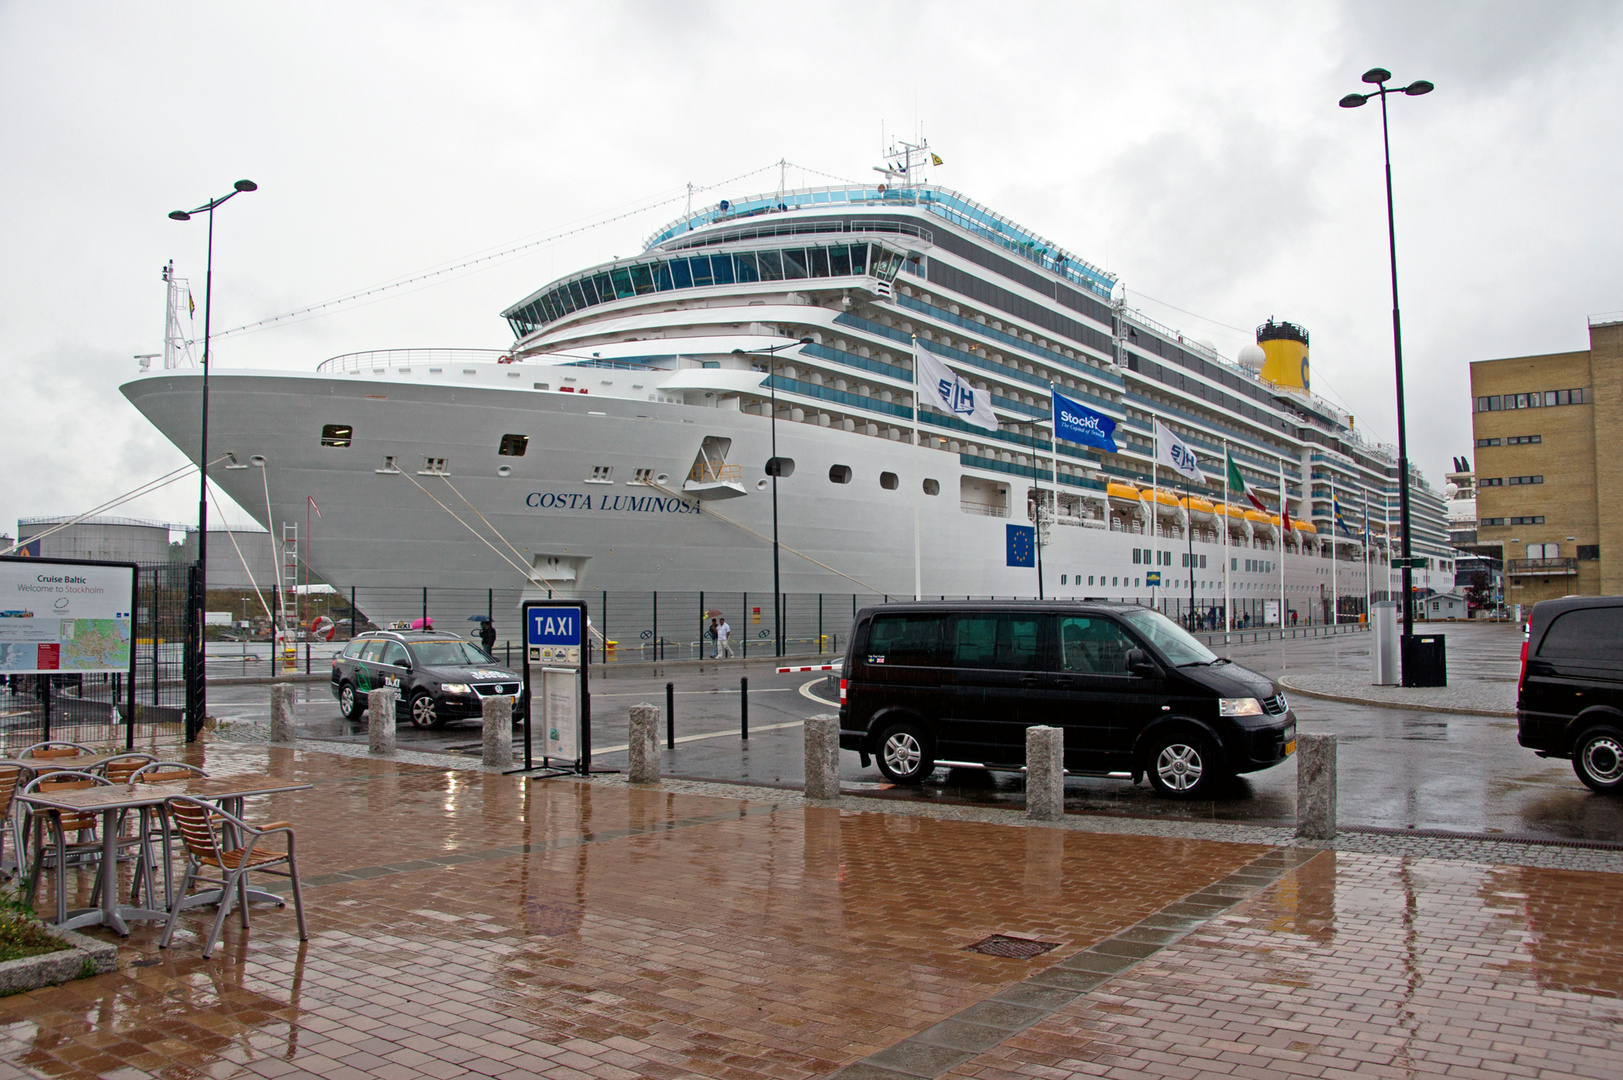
<box><xmin>1125</xmin><ymin>648</ymin><xmax>1157</xmax><ymax>676</ymax></box>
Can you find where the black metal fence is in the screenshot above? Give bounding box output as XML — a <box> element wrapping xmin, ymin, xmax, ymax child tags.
<box><xmin>0</xmin><ymin>564</ymin><xmax>189</xmax><ymax>754</ymax></box>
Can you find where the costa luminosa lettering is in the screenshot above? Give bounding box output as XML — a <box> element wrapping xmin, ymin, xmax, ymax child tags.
<box><xmin>525</xmin><ymin>492</ymin><xmax>701</xmax><ymax>514</ymax></box>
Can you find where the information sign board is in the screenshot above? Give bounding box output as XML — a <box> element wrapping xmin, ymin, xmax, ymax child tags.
<box><xmin>0</xmin><ymin>559</ymin><xmax>136</xmax><ymax>674</ymax></box>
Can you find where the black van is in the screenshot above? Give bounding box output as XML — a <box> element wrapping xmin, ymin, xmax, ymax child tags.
<box><xmin>1517</xmin><ymin>596</ymin><xmax>1623</xmax><ymax>793</ymax></box>
<box><xmin>838</xmin><ymin>601</ymin><xmax>1295</xmax><ymax>798</ymax></box>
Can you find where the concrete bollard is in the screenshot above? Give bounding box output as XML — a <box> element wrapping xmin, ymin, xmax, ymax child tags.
<box><xmin>1295</xmin><ymin>733</ymin><xmax>1337</xmax><ymax>840</ymax></box>
<box><xmin>1025</xmin><ymin>725</ymin><xmax>1065</xmax><ymax>821</ymax></box>
<box><xmin>804</xmin><ymin>714</ymin><xmax>841</xmax><ymax>801</ymax></box>
<box><xmin>367</xmin><ymin>688</ymin><xmax>398</xmax><ymax>755</ymax></box>
<box><xmin>628</xmin><ymin>703</ymin><xmax>661</xmax><ymax>784</ymax></box>
<box><xmin>482</xmin><ymin>695</ymin><xmax>513</xmax><ymax>767</ymax></box>
<box><xmin>269</xmin><ymin>683</ymin><xmax>297</xmax><ymax>743</ymax></box>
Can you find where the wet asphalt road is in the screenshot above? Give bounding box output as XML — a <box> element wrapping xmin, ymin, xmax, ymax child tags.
<box><xmin>206</xmin><ymin>621</ymin><xmax>1623</xmax><ymax>843</ymax></box>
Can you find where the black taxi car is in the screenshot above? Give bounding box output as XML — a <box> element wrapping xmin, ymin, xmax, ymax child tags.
<box><xmin>331</xmin><ymin>630</ymin><xmax>522</xmax><ymax>728</ymax></box>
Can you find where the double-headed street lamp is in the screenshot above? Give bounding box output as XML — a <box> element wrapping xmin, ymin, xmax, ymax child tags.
<box><xmin>169</xmin><ymin>179</ymin><xmax>257</xmax><ymax>734</ymax></box>
<box><xmin>733</xmin><ymin>337</ymin><xmax>813</xmax><ymax>658</ymax></box>
<box><xmin>1340</xmin><ymin>69</ymin><xmax>1431</xmax><ymax>640</ymax></box>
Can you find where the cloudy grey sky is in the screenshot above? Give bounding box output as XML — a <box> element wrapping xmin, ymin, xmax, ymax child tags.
<box><xmin>3</xmin><ymin>0</ymin><xmax>1620</xmax><ymax>534</ymax></box>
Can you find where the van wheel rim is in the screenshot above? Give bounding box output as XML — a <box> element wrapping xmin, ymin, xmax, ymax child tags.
<box><xmin>412</xmin><ymin>697</ymin><xmax>436</xmax><ymax>727</ymax></box>
<box><xmin>1582</xmin><ymin>736</ymin><xmax>1623</xmax><ymax>785</ymax></box>
<box><xmin>1156</xmin><ymin>744</ymin><xmax>1203</xmax><ymax>791</ymax></box>
<box><xmin>884</xmin><ymin>733</ymin><xmax>922</xmax><ymax>776</ymax></box>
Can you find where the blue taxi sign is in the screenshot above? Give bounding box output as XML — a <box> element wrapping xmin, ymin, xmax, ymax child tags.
<box><xmin>528</xmin><ymin>608</ymin><xmax>582</xmax><ymax>647</ymax></box>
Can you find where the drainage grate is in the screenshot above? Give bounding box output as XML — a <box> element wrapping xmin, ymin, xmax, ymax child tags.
<box><xmin>965</xmin><ymin>934</ymin><xmax>1060</xmax><ymax>959</ymax></box>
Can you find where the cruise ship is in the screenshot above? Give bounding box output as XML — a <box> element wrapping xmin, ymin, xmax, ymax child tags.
<box><xmin>122</xmin><ymin>149</ymin><xmax>1454</xmax><ymax>632</ymax></box>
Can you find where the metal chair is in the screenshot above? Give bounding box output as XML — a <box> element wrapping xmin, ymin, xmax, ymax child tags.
<box><xmin>160</xmin><ymin>796</ymin><xmax>307</xmax><ymax>958</ymax></box>
<box><xmin>21</xmin><ymin>771</ymin><xmax>123</xmax><ymax>925</ymax></box>
<box><xmin>129</xmin><ymin>762</ymin><xmax>209</xmax><ymax>907</ymax></box>
<box><xmin>0</xmin><ymin>765</ymin><xmax>25</xmax><ymax>878</ymax></box>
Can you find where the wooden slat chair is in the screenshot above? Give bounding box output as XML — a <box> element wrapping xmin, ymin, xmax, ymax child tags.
<box><xmin>129</xmin><ymin>762</ymin><xmax>210</xmax><ymax>908</ymax></box>
<box><xmin>0</xmin><ymin>765</ymin><xmax>25</xmax><ymax>878</ymax></box>
<box><xmin>18</xmin><ymin>742</ymin><xmax>96</xmax><ymax>761</ymax></box>
<box><xmin>94</xmin><ymin>754</ymin><xmax>158</xmax><ymax>902</ymax></box>
<box><xmin>160</xmin><ymin>796</ymin><xmax>307</xmax><ymax>959</ymax></box>
<box><xmin>100</xmin><ymin>753</ymin><xmax>156</xmax><ymax>784</ymax></box>
<box><xmin>20</xmin><ymin>771</ymin><xmax>139</xmax><ymax>925</ymax></box>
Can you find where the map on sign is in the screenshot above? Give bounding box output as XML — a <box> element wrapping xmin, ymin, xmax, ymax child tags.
<box><xmin>0</xmin><ymin>560</ymin><xmax>135</xmax><ymax>674</ymax></box>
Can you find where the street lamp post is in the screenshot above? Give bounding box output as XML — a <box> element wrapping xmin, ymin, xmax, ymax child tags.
<box><xmin>1340</xmin><ymin>69</ymin><xmax>1431</xmax><ymax>639</ymax></box>
<box><xmin>732</xmin><ymin>337</ymin><xmax>813</xmax><ymax>658</ymax></box>
<box><xmin>169</xmin><ymin>179</ymin><xmax>257</xmax><ymax>736</ymax></box>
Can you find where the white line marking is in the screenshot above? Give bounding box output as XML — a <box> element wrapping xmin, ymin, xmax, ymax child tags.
<box><xmin>799</xmin><ymin>676</ymin><xmax>839</xmax><ymax>708</ymax></box>
<box><xmin>594</xmin><ymin>719</ymin><xmax>805</xmax><ymax>755</ymax></box>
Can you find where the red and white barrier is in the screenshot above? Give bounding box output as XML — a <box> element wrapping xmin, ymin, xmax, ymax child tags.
<box><xmin>777</xmin><ymin>664</ymin><xmax>839</xmax><ymax>673</ymax></box>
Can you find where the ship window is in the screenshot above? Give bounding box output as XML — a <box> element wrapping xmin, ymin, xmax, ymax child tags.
<box><xmin>765</xmin><ymin>456</ymin><xmax>795</xmax><ymax>478</ymax></box>
<box><xmin>829</xmin><ymin>464</ymin><xmax>852</xmax><ymax>484</ymax></box>
<box><xmin>733</xmin><ymin>252</ymin><xmax>760</xmax><ymax>282</ymax></box>
<box><xmin>587</xmin><ymin>465</ymin><xmax>613</xmax><ymax>484</ymax></box>
<box><xmin>808</xmin><ymin>248</ymin><xmax>831</xmax><ymax>277</ymax></box>
<box><xmin>422</xmin><ymin>457</ymin><xmax>447</xmax><ymax>474</ymax></box>
<box><xmin>569</xmin><ymin>281</ymin><xmax>588</xmax><ymax>309</ymax></box>
<box><xmin>782</xmin><ymin>248</ymin><xmax>808</xmax><ymax>279</ymax></box>
<box><xmin>320</xmin><ymin>424</ymin><xmax>353</xmax><ymax>448</ymax></box>
<box><xmin>498</xmin><ymin>434</ymin><xmax>528</xmax><ymax>457</ymax></box>
<box><xmin>630</xmin><ymin>468</ymin><xmax>654</xmax><ymax>485</ymax></box>
<box><xmin>533</xmin><ymin>382</ymin><xmax>549</xmax><ymax>390</ymax></box>
<box><xmin>629</xmin><ymin>264</ymin><xmax>654</xmax><ymax>295</ymax></box>
<box><xmin>923</xmin><ymin>478</ymin><xmax>940</xmax><ymax>495</ymax></box>
<box><xmin>711</xmin><ymin>254</ymin><xmax>735</xmax><ymax>285</ymax></box>
<box><xmin>690</xmin><ymin>255</ymin><xmax>714</xmax><ymax>288</ymax></box>
<box><xmin>757</xmin><ymin>250</ymin><xmax>783</xmax><ymax>281</ymax></box>
<box><xmin>1060</xmin><ymin>575</ymin><xmax>1067</xmax><ymax>585</ymax></box>
<box><xmin>670</xmin><ymin>258</ymin><xmax>693</xmax><ymax>289</ymax></box>
<box><xmin>830</xmin><ymin>245</ymin><xmax>852</xmax><ymax>276</ymax></box>
<box><xmin>609</xmin><ymin>267</ymin><xmax>634</xmax><ymax>299</ymax></box>
<box><xmin>880</xmin><ymin>471</ymin><xmax>899</xmax><ymax>490</ymax></box>
<box><xmin>654</xmin><ymin>263</ymin><xmax>674</xmax><ymax>291</ymax></box>
<box><xmin>849</xmin><ymin>244</ymin><xmax>867</xmax><ymax>274</ymax></box>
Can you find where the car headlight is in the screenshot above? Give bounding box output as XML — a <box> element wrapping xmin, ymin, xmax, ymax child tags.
<box><xmin>1219</xmin><ymin>697</ymin><xmax>1264</xmax><ymax>717</ymax></box>
<box><xmin>441</xmin><ymin>683</ymin><xmax>471</xmax><ymax>694</ymax></box>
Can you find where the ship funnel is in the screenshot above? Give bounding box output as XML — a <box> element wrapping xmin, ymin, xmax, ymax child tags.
<box><xmin>1255</xmin><ymin>318</ymin><xmax>1310</xmax><ymax>393</ymax></box>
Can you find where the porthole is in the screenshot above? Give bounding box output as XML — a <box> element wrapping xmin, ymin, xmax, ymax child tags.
<box><xmin>497</xmin><ymin>465</ymin><xmax>513</xmax><ymax>477</ymax></box>
<box><xmin>922</xmin><ymin>478</ymin><xmax>940</xmax><ymax>496</ymax></box>
<box><xmin>829</xmin><ymin>464</ymin><xmax>853</xmax><ymax>484</ymax></box>
<box><xmin>655</xmin><ymin>472</ymin><xmax>670</xmax><ymax>485</ymax></box>
<box><xmin>880</xmin><ymin>471</ymin><xmax>899</xmax><ymax>490</ymax></box>
<box><xmin>765</xmin><ymin>456</ymin><xmax>795</xmax><ymax>478</ymax></box>
<box><xmin>756</xmin><ymin>478</ymin><xmax>769</xmax><ymax>490</ymax></box>
<box><xmin>320</xmin><ymin>423</ymin><xmax>353</xmax><ymax>448</ymax></box>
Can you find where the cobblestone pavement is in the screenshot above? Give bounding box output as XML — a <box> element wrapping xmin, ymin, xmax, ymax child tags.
<box><xmin>1</xmin><ymin>742</ymin><xmax>1620</xmax><ymax>1080</ymax></box>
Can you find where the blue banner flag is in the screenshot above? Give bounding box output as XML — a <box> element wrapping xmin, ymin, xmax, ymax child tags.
<box><xmin>1006</xmin><ymin>524</ymin><xmax>1035</xmax><ymax>567</ymax></box>
<box><xmin>1052</xmin><ymin>389</ymin><xmax>1118</xmax><ymax>453</ymax></box>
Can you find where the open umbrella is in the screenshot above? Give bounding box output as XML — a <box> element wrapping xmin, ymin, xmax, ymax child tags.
<box><xmin>467</xmin><ymin>615</ymin><xmax>492</xmax><ymax>622</ymax></box>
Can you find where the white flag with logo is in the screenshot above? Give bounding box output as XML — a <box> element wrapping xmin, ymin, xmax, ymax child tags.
<box><xmin>1153</xmin><ymin>419</ymin><xmax>1205</xmax><ymax>482</ymax></box>
<box><xmin>915</xmin><ymin>342</ymin><xmax>999</xmax><ymax>432</ymax></box>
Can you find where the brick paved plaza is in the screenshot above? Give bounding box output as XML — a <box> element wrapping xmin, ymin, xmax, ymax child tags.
<box><xmin>1</xmin><ymin>742</ymin><xmax>1620</xmax><ymax>1080</ymax></box>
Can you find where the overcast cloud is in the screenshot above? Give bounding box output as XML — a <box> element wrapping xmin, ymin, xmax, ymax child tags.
<box><xmin>2</xmin><ymin>0</ymin><xmax>1620</xmax><ymax>534</ymax></box>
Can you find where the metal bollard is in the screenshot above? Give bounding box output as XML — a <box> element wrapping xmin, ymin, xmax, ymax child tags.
<box><xmin>740</xmin><ymin>676</ymin><xmax>749</xmax><ymax>740</ymax></box>
<box><xmin>367</xmin><ymin>688</ymin><xmax>398</xmax><ymax>755</ymax></box>
<box><xmin>1295</xmin><ymin>733</ymin><xmax>1337</xmax><ymax>840</ymax></box>
<box><xmin>270</xmin><ymin>683</ymin><xmax>297</xmax><ymax>743</ymax></box>
<box><xmin>1025</xmin><ymin>725</ymin><xmax>1065</xmax><ymax>821</ymax></box>
<box><xmin>803</xmin><ymin>714</ymin><xmax>840</xmax><ymax>800</ymax></box>
<box><xmin>628</xmin><ymin>703</ymin><xmax>660</xmax><ymax>784</ymax></box>
<box><xmin>481</xmin><ymin>695</ymin><xmax>513</xmax><ymax>767</ymax></box>
<box><xmin>665</xmin><ymin>681</ymin><xmax>675</xmax><ymax>749</ymax></box>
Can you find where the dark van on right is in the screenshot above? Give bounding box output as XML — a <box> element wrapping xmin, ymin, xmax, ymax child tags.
<box><xmin>1517</xmin><ymin>595</ymin><xmax>1623</xmax><ymax>793</ymax></box>
<box><xmin>839</xmin><ymin>601</ymin><xmax>1296</xmax><ymax>798</ymax></box>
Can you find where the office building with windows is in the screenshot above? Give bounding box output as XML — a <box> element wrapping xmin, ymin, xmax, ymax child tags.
<box><xmin>1469</xmin><ymin>316</ymin><xmax>1623</xmax><ymax>605</ymax></box>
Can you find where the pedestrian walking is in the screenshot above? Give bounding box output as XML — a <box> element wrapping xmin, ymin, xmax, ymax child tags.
<box><xmin>717</xmin><ymin>617</ymin><xmax>734</xmax><ymax>659</ymax></box>
<box><xmin>708</xmin><ymin>618</ymin><xmax>720</xmax><ymax>659</ymax></box>
<box><xmin>478</xmin><ymin>618</ymin><xmax>497</xmax><ymax>654</ymax></box>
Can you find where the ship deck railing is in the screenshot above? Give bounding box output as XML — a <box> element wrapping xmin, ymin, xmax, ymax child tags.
<box><xmin>316</xmin><ymin>348</ymin><xmax>511</xmax><ymax>374</ymax></box>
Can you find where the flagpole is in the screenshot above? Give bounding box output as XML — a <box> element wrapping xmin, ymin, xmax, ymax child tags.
<box><xmin>1185</xmin><ymin>474</ymin><xmax>1194</xmax><ymax>629</ymax></box>
<box><xmin>1151</xmin><ymin>416</ymin><xmax>1160</xmax><ymax>612</ymax></box>
<box><xmin>1032</xmin><ymin>429</ymin><xmax>1044</xmax><ymax>600</ymax></box>
<box><xmin>1363</xmin><ymin>487</ymin><xmax>1371</xmax><ymax>622</ymax></box>
<box><xmin>1048</xmin><ymin>384</ymin><xmax>1061</xmax><ymax>593</ymax></box>
<box><xmin>1222</xmin><ymin>440</ymin><xmax>1230</xmax><ymax>636</ymax></box>
<box><xmin>1278</xmin><ymin>458</ymin><xmax>1286</xmax><ymax>629</ymax></box>
<box><xmin>911</xmin><ymin>335</ymin><xmax>921</xmax><ymax>601</ymax></box>
<box><xmin>1331</xmin><ymin>474</ymin><xmax>1339</xmax><ymax>626</ymax></box>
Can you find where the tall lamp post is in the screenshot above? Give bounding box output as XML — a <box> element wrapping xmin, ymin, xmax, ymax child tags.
<box><xmin>1340</xmin><ymin>69</ymin><xmax>1431</xmax><ymax>640</ymax></box>
<box><xmin>732</xmin><ymin>337</ymin><xmax>813</xmax><ymax>658</ymax></box>
<box><xmin>169</xmin><ymin>179</ymin><xmax>257</xmax><ymax>736</ymax></box>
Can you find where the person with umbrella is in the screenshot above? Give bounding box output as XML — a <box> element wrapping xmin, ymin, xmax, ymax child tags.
<box><xmin>470</xmin><ymin>614</ymin><xmax>497</xmax><ymax>655</ymax></box>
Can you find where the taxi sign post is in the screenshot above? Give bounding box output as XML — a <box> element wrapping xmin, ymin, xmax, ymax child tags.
<box><xmin>516</xmin><ymin>599</ymin><xmax>591</xmax><ymax>777</ymax></box>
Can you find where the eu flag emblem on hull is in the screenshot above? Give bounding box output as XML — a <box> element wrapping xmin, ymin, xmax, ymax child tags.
<box><xmin>1006</xmin><ymin>524</ymin><xmax>1035</xmax><ymax>567</ymax></box>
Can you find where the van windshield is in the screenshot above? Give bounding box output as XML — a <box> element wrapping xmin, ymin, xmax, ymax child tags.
<box><xmin>1120</xmin><ymin>609</ymin><xmax>1220</xmax><ymax>666</ymax></box>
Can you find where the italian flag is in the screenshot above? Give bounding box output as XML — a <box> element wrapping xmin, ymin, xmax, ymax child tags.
<box><xmin>1226</xmin><ymin>451</ymin><xmax>1268</xmax><ymax>514</ymax></box>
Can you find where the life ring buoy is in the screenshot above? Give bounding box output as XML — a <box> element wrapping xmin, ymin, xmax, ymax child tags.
<box><xmin>309</xmin><ymin>615</ymin><xmax>336</xmax><ymax>642</ymax></box>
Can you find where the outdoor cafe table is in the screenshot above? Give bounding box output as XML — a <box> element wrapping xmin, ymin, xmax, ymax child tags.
<box><xmin>17</xmin><ymin>775</ymin><xmax>313</xmax><ymax>935</ymax></box>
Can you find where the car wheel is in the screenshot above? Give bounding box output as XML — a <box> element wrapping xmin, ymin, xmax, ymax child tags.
<box><xmin>875</xmin><ymin>721</ymin><xmax>934</xmax><ymax>785</ymax></box>
<box><xmin>410</xmin><ymin>692</ymin><xmax>439</xmax><ymax>729</ymax></box>
<box><xmin>1144</xmin><ymin>729</ymin><xmax>1221</xmax><ymax>798</ymax></box>
<box><xmin>1572</xmin><ymin>727</ymin><xmax>1623</xmax><ymax>793</ymax></box>
<box><xmin>339</xmin><ymin>682</ymin><xmax>363</xmax><ymax>722</ymax></box>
